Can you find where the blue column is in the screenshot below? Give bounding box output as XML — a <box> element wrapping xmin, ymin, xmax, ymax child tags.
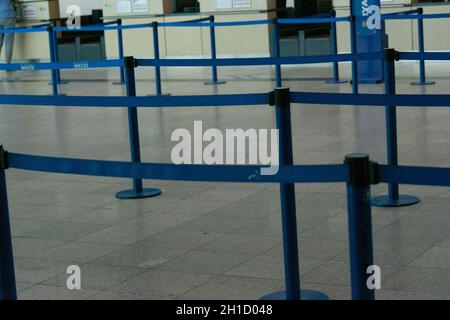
<box><xmin>115</xmin><ymin>57</ymin><xmax>162</xmax><ymax>200</ymax></box>
<box><xmin>260</xmin><ymin>88</ymin><xmax>328</xmax><ymax>301</ymax></box>
<box><xmin>325</xmin><ymin>10</ymin><xmax>348</xmax><ymax>84</ymax></box>
<box><xmin>345</xmin><ymin>153</ymin><xmax>375</xmax><ymax>300</ymax></box>
<box><xmin>114</xmin><ymin>19</ymin><xmax>126</xmax><ymax>85</ymax></box>
<box><xmin>0</xmin><ymin>146</ymin><xmax>17</xmax><ymax>300</ymax></box>
<box><xmin>205</xmin><ymin>16</ymin><xmax>226</xmax><ymax>85</ymax></box>
<box><xmin>371</xmin><ymin>49</ymin><xmax>420</xmax><ymax>207</ymax></box>
<box><xmin>350</xmin><ymin>0</ymin><xmax>385</xmax><ymax>84</ymax></box>
<box><xmin>410</xmin><ymin>8</ymin><xmax>435</xmax><ymax>86</ymax></box>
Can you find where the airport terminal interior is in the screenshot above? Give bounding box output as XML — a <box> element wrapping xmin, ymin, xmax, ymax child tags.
<box><xmin>0</xmin><ymin>0</ymin><xmax>449</xmax><ymax>301</ymax></box>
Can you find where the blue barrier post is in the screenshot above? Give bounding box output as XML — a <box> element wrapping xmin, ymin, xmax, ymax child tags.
<box><xmin>205</xmin><ymin>16</ymin><xmax>226</xmax><ymax>85</ymax></box>
<box><xmin>116</xmin><ymin>57</ymin><xmax>162</xmax><ymax>200</ymax></box>
<box><xmin>47</xmin><ymin>26</ymin><xmax>64</xmax><ymax>96</ymax></box>
<box><xmin>50</xmin><ymin>22</ymin><xmax>68</xmax><ymax>85</ymax></box>
<box><xmin>345</xmin><ymin>153</ymin><xmax>376</xmax><ymax>300</ymax></box>
<box><xmin>349</xmin><ymin>15</ymin><xmax>359</xmax><ymax>94</ymax></box>
<box><xmin>326</xmin><ymin>10</ymin><xmax>348</xmax><ymax>84</ymax></box>
<box><xmin>0</xmin><ymin>146</ymin><xmax>17</xmax><ymax>300</ymax></box>
<box><xmin>113</xmin><ymin>19</ymin><xmax>126</xmax><ymax>85</ymax></box>
<box><xmin>150</xmin><ymin>22</ymin><xmax>169</xmax><ymax>96</ymax></box>
<box><xmin>261</xmin><ymin>88</ymin><xmax>328</xmax><ymax>301</ymax></box>
<box><xmin>273</xmin><ymin>19</ymin><xmax>282</xmax><ymax>87</ymax></box>
<box><xmin>372</xmin><ymin>49</ymin><xmax>420</xmax><ymax>207</ymax></box>
<box><xmin>410</xmin><ymin>8</ymin><xmax>435</xmax><ymax>86</ymax></box>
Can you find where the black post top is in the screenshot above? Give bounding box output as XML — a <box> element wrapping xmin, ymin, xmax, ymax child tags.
<box><xmin>384</xmin><ymin>48</ymin><xmax>400</xmax><ymax>62</ymax></box>
<box><xmin>0</xmin><ymin>145</ymin><xmax>9</xmax><ymax>170</ymax></box>
<box><xmin>123</xmin><ymin>56</ymin><xmax>137</xmax><ymax>68</ymax></box>
<box><xmin>345</xmin><ymin>153</ymin><xmax>379</xmax><ymax>187</ymax></box>
<box><xmin>269</xmin><ymin>87</ymin><xmax>291</xmax><ymax>108</ymax></box>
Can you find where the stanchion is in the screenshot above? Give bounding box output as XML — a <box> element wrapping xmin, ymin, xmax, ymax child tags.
<box><xmin>325</xmin><ymin>10</ymin><xmax>348</xmax><ymax>84</ymax></box>
<box><xmin>0</xmin><ymin>146</ymin><xmax>17</xmax><ymax>300</ymax></box>
<box><xmin>149</xmin><ymin>22</ymin><xmax>170</xmax><ymax>96</ymax></box>
<box><xmin>204</xmin><ymin>16</ymin><xmax>226</xmax><ymax>85</ymax></box>
<box><xmin>113</xmin><ymin>19</ymin><xmax>126</xmax><ymax>85</ymax></box>
<box><xmin>50</xmin><ymin>22</ymin><xmax>68</xmax><ymax>85</ymax></box>
<box><xmin>273</xmin><ymin>19</ymin><xmax>283</xmax><ymax>88</ymax></box>
<box><xmin>116</xmin><ymin>57</ymin><xmax>162</xmax><ymax>200</ymax></box>
<box><xmin>372</xmin><ymin>49</ymin><xmax>420</xmax><ymax>207</ymax></box>
<box><xmin>47</xmin><ymin>26</ymin><xmax>65</xmax><ymax>96</ymax></box>
<box><xmin>410</xmin><ymin>8</ymin><xmax>435</xmax><ymax>86</ymax></box>
<box><xmin>261</xmin><ymin>88</ymin><xmax>328</xmax><ymax>301</ymax></box>
<box><xmin>349</xmin><ymin>15</ymin><xmax>359</xmax><ymax>94</ymax></box>
<box><xmin>345</xmin><ymin>153</ymin><xmax>376</xmax><ymax>300</ymax></box>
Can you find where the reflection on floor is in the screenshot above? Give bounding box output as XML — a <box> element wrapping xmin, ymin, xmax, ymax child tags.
<box><xmin>0</xmin><ymin>61</ymin><xmax>449</xmax><ymax>300</ymax></box>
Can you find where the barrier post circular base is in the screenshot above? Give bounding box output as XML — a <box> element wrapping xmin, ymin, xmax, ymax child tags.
<box><xmin>260</xmin><ymin>290</ymin><xmax>329</xmax><ymax>301</ymax></box>
<box><xmin>325</xmin><ymin>79</ymin><xmax>349</xmax><ymax>84</ymax></box>
<box><xmin>371</xmin><ymin>195</ymin><xmax>420</xmax><ymax>208</ymax></box>
<box><xmin>115</xmin><ymin>188</ymin><xmax>162</xmax><ymax>200</ymax></box>
<box><xmin>410</xmin><ymin>80</ymin><xmax>436</xmax><ymax>86</ymax></box>
<box><xmin>204</xmin><ymin>81</ymin><xmax>227</xmax><ymax>85</ymax></box>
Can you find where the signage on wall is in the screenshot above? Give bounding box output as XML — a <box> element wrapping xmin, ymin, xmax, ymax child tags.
<box><xmin>117</xmin><ymin>0</ymin><xmax>132</xmax><ymax>13</ymax></box>
<box><xmin>22</xmin><ymin>4</ymin><xmax>38</xmax><ymax>18</ymax></box>
<box><xmin>216</xmin><ymin>0</ymin><xmax>252</xmax><ymax>9</ymax></box>
<box><xmin>132</xmin><ymin>0</ymin><xmax>149</xmax><ymax>13</ymax></box>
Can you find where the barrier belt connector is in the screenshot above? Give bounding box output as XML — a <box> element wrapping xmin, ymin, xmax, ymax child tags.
<box><xmin>345</xmin><ymin>154</ymin><xmax>379</xmax><ymax>187</ymax></box>
<box><xmin>124</xmin><ymin>56</ymin><xmax>137</xmax><ymax>69</ymax></box>
<box><xmin>384</xmin><ymin>48</ymin><xmax>400</xmax><ymax>62</ymax></box>
<box><xmin>417</xmin><ymin>7</ymin><xmax>423</xmax><ymax>15</ymax></box>
<box><xmin>269</xmin><ymin>87</ymin><xmax>290</xmax><ymax>108</ymax></box>
<box><xmin>0</xmin><ymin>146</ymin><xmax>9</xmax><ymax>170</ymax></box>
<box><xmin>152</xmin><ymin>21</ymin><xmax>158</xmax><ymax>28</ymax></box>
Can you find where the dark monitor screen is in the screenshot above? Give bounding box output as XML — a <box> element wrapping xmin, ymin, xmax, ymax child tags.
<box><xmin>176</xmin><ymin>0</ymin><xmax>199</xmax><ymax>13</ymax></box>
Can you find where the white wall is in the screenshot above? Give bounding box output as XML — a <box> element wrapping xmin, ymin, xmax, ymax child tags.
<box><xmin>59</xmin><ymin>0</ymin><xmax>103</xmax><ymax>17</ymax></box>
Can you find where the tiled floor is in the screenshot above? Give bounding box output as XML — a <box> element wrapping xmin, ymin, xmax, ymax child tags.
<box><xmin>0</xmin><ymin>61</ymin><xmax>449</xmax><ymax>300</ymax></box>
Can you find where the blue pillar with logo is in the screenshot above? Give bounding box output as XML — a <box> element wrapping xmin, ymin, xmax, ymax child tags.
<box><xmin>351</xmin><ymin>0</ymin><xmax>386</xmax><ymax>83</ymax></box>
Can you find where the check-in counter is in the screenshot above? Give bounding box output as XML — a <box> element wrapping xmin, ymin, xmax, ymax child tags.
<box><xmin>102</xmin><ymin>0</ymin><xmax>276</xmax><ymax>58</ymax></box>
<box><xmin>333</xmin><ymin>0</ymin><xmax>450</xmax><ymax>53</ymax></box>
<box><xmin>13</xmin><ymin>0</ymin><xmax>60</xmax><ymax>61</ymax></box>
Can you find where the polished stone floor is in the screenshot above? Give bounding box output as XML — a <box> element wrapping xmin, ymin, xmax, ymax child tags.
<box><xmin>0</xmin><ymin>61</ymin><xmax>449</xmax><ymax>300</ymax></box>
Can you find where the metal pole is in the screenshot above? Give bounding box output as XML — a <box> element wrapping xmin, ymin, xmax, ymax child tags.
<box><xmin>410</xmin><ymin>8</ymin><xmax>435</xmax><ymax>85</ymax></box>
<box><xmin>345</xmin><ymin>153</ymin><xmax>375</xmax><ymax>300</ymax></box>
<box><xmin>115</xmin><ymin>57</ymin><xmax>161</xmax><ymax>200</ymax></box>
<box><xmin>116</xmin><ymin>19</ymin><xmax>126</xmax><ymax>85</ymax></box>
<box><xmin>0</xmin><ymin>146</ymin><xmax>17</xmax><ymax>301</ymax></box>
<box><xmin>326</xmin><ymin>10</ymin><xmax>348</xmax><ymax>84</ymax></box>
<box><xmin>371</xmin><ymin>49</ymin><xmax>420</xmax><ymax>207</ymax></box>
<box><xmin>47</xmin><ymin>26</ymin><xmax>59</xmax><ymax>96</ymax></box>
<box><xmin>273</xmin><ymin>19</ymin><xmax>282</xmax><ymax>88</ymax></box>
<box><xmin>349</xmin><ymin>15</ymin><xmax>359</xmax><ymax>94</ymax></box>
<box><xmin>205</xmin><ymin>16</ymin><xmax>226</xmax><ymax>85</ymax></box>
<box><xmin>261</xmin><ymin>88</ymin><xmax>328</xmax><ymax>301</ymax></box>
<box><xmin>151</xmin><ymin>21</ymin><xmax>164</xmax><ymax>96</ymax></box>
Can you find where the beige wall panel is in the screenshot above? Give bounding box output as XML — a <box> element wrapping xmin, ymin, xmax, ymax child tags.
<box><xmin>163</xmin><ymin>15</ymin><xmax>204</xmax><ymax>56</ymax></box>
<box><xmin>104</xmin><ymin>17</ymin><xmax>165</xmax><ymax>58</ymax></box>
<box><xmin>412</xmin><ymin>5</ymin><xmax>450</xmax><ymax>51</ymax></box>
<box><xmin>200</xmin><ymin>13</ymin><xmax>272</xmax><ymax>56</ymax></box>
<box><xmin>198</xmin><ymin>0</ymin><xmax>276</xmax><ymax>13</ymax></box>
<box><xmin>12</xmin><ymin>24</ymin><xmax>51</xmax><ymax>61</ymax></box>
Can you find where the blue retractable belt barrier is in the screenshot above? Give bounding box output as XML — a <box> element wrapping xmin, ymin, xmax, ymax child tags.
<box><xmin>53</xmin><ymin>23</ymin><xmax>152</xmax><ymax>32</ymax></box>
<box><xmin>278</xmin><ymin>17</ymin><xmax>350</xmax><ymax>24</ymax></box>
<box><xmin>379</xmin><ymin>165</ymin><xmax>450</xmax><ymax>187</ymax></box>
<box><xmin>383</xmin><ymin>12</ymin><xmax>450</xmax><ymax>21</ymax></box>
<box><xmin>400</xmin><ymin>51</ymin><xmax>450</xmax><ymax>61</ymax></box>
<box><xmin>0</xmin><ymin>93</ymin><xmax>269</xmax><ymax>108</ymax></box>
<box><xmin>158</xmin><ymin>19</ymin><xmax>273</xmax><ymax>27</ymax></box>
<box><xmin>7</xmin><ymin>153</ymin><xmax>348</xmax><ymax>184</ymax></box>
<box><xmin>0</xmin><ymin>59</ymin><xmax>123</xmax><ymax>71</ymax></box>
<box><xmin>382</xmin><ymin>9</ymin><xmax>419</xmax><ymax>18</ymax></box>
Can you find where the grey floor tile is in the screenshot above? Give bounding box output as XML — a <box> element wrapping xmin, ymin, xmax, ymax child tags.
<box><xmin>155</xmin><ymin>251</ymin><xmax>251</xmax><ymax>275</ymax></box>
<box><xmin>136</xmin><ymin>230</ymin><xmax>223</xmax><ymax>251</ymax></box>
<box><xmin>14</xmin><ymin>258</ymin><xmax>73</xmax><ymax>284</ymax></box>
<box><xmin>110</xmin><ymin>270</ymin><xmax>213</xmax><ymax>298</ymax></box>
<box><xmin>383</xmin><ymin>266</ymin><xmax>450</xmax><ymax>296</ymax></box>
<box><xmin>197</xmin><ymin>234</ymin><xmax>281</xmax><ymax>255</ymax></box>
<box><xmin>18</xmin><ymin>285</ymin><xmax>99</xmax><ymax>300</ymax></box>
<box><xmin>12</xmin><ymin>237</ymin><xmax>67</xmax><ymax>258</ymax></box>
<box><xmin>22</xmin><ymin>221</ymin><xmax>110</xmax><ymax>241</ymax></box>
<box><xmin>177</xmin><ymin>275</ymin><xmax>284</xmax><ymax>300</ymax></box>
<box><xmin>92</xmin><ymin>245</ymin><xmax>187</xmax><ymax>268</ymax></box>
<box><xmin>411</xmin><ymin>247</ymin><xmax>450</xmax><ymax>269</ymax></box>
